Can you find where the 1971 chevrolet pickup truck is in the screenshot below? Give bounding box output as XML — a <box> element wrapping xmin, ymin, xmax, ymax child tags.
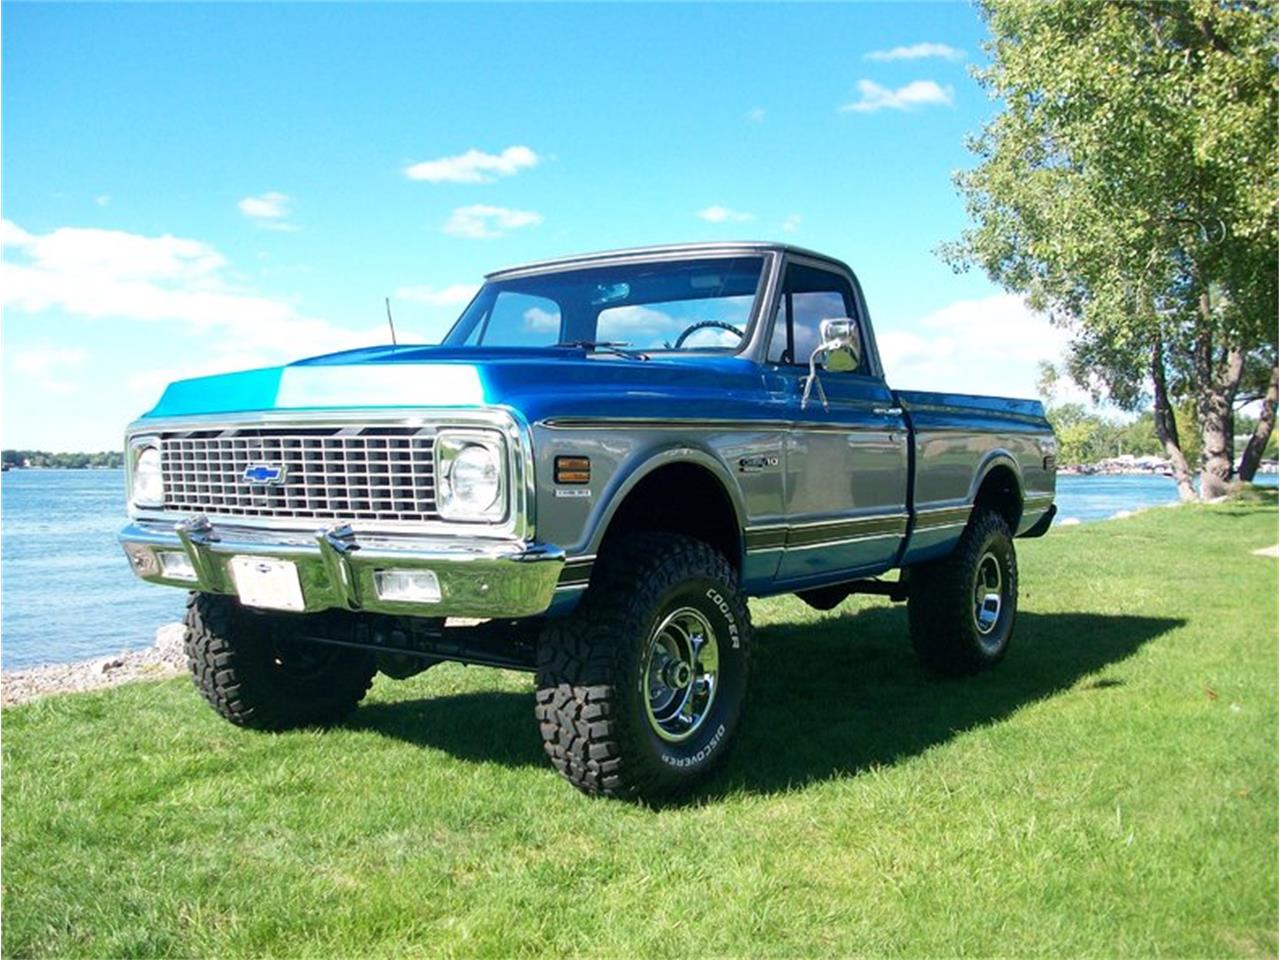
<box><xmin>120</xmin><ymin>242</ymin><xmax>1057</xmax><ymax>800</ymax></box>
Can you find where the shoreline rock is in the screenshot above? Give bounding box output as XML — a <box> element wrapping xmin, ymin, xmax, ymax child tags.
<box><xmin>2</xmin><ymin>623</ymin><xmax>187</xmax><ymax>708</ymax></box>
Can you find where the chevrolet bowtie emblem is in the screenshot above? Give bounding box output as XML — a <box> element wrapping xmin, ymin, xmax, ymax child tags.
<box><xmin>243</xmin><ymin>463</ymin><xmax>287</xmax><ymax>485</ymax></box>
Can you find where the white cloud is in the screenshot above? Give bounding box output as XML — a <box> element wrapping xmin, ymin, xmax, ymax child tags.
<box><xmin>596</xmin><ymin>305</ymin><xmax>682</xmax><ymax>341</ymax></box>
<box><xmin>95</xmin><ymin>194</ymin><xmax>111</xmax><ymax>207</ymax></box>
<box><xmin>0</xmin><ymin>218</ymin><xmax>385</xmax><ymax>359</ymax></box>
<box><xmin>238</xmin><ymin>191</ymin><xmax>290</xmax><ymax>219</ymax></box>
<box><xmin>441</xmin><ymin>205</ymin><xmax>542</xmax><ymax>239</ymax></box>
<box><xmin>840</xmin><ymin>79</ymin><xmax>954</xmax><ymax>113</ymax></box>
<box><xmin>523</xmin><ymin>306</ymin><xmax>560</xmax><ymax>332</ymax></box>
<box><xmin>404</xmin><ymin>145</ymin><xmax>539</xmax><ymax>184</ymax></box>
<box><xmin>781</xmin><ymin>214</ymin><xmax>802</xmax><ymax>234</ymax></box>
<box><xmin>746</xmin><ymin>107</ymin><xmax>766</xmax><ymax>123</ymax></box>
<box><xmin>865</xmin><ymin>42</ymin><xmax>965</xmax><ymax>62</ymax></box>
<box><xmin>8</xmin><ymin>346</ymin><xmax>88</xmax><ymax>394</ymax></box>
<box><xmin>2</xmin><ymin>219</ymin><xmax>34</xmax><ymax>248</ymax></box>
<box><xmin>394</xmin><ymin>283</ymin><xmax>480</xmax><ymax>307</ymax></box>
<box><xmin>877</xmin><ymin>294</ymin><xmax>1071</xmax><ymax>398</ymax></box>
<box><xmin>697</xmin><ymin>206</ymin><xmax>754</xmax><ymax>224</ymax></box>
<box><xmin>238</xmin><ymin>191</ymin><xmax>298</xmax><ymax>231</ymax></box>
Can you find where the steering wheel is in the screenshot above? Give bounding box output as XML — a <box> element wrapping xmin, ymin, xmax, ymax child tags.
<box><xmin>672</xmin><ymin>320</ymin><xmax>745</xmax><ymax>349</ymax></box>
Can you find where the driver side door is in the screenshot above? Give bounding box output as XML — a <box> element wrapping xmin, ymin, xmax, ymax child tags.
<box><xmin>764</xmin><ymin>259</ymin><xmax>909</xmax><ymax>584</ymax></box>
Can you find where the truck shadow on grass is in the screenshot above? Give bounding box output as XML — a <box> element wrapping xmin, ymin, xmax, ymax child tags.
<box><xmin>347</xmin><ymin>609</ymin><xmax>1183</xmax><ymax>800</ymax></box>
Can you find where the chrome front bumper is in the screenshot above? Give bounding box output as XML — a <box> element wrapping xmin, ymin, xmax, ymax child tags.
<box><xmin>119</xmin><ymin>518</ymin><xmax>565</xmax><ymax>618</ymax></box>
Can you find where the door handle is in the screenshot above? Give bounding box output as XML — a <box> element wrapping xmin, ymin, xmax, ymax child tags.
<box><xmin>873</xmin><ymin>406</ymin><xmax>903</xmax><ymax>417</ymax></box>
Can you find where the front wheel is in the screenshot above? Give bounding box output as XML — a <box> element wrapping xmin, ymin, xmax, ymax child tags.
<box><xmin>535</xmin><ymin>534</ymin><xmax>752</xmax><ymax>800</ymax></box>
<box><xmin>908</xmin><ymin>509</ymin><xmax>1018</xmax><ymax>675</ymax></box>
<box><xmin>184</xmin><ymin>592</ymin><xmax>376</xmax><ymax>730</ymax></box>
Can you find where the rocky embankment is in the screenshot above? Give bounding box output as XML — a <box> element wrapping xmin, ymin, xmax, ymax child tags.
<box><xmin>2</xmin><ymin>623</ymin><xmax>187</xmax><ymax>707</ymax></box>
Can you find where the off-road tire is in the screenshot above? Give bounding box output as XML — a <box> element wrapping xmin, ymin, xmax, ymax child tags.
<box><xmin>184</xmin><ymin>592</ymin><xmax>376</xmax><ymax>730</ymax></box>
<box><xmin>908</xmin><ymin>509</ymin><xmax>1018</xmax><ymax>675</ymax></box>
<box><xmin>535</xmin><ymin>533</ymin><xmax>752</xmax><ymax>800</ymax></box>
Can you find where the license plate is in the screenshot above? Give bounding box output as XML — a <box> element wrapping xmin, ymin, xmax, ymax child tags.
<box><xmin>229</xmin><ymin>556</ymin><xmax>306</xmax><ymax>612</ymax></box>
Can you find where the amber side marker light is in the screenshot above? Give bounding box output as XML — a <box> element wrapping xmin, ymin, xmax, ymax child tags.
<box><xmin>555</xmin><ymin>456</ymin><xmax>591</xmax><ymax>484</ymax></box>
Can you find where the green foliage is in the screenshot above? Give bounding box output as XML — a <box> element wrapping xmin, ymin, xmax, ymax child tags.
<box><xmin>1</xmin><ymin>450</ymin><xmax>123</xmax><ymax>470</ymax></box>
<box><xmin>1045</xmin><ymin>404</ymin><xmax>1167</xmax><ymax>464</ymax></box>
<box><xmin>947</xmin><ymin>0</ymin><xmax>1278</xmax><ymax>474</ymax></box>
<box><xmin>3</xmin><ymin>504</ymin><xmax>1277</xmax><ymax>956</ymax></box>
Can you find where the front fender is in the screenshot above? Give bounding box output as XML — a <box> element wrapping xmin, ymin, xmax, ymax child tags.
<box><xmin>585</xmin><ymin>444</ymin><xmax>748</xmax><ymax>556</ymax></box>
<box><xmin>529</xmin><ymin>423</ymin><xmax>753</xmax><ymax>558</ymax></box>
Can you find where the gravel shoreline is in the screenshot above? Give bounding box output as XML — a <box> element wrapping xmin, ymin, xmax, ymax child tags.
<box><xmin>2</xmin><ymin>623</ymin><xmax>187</xmax><ymax>708</ymax></box>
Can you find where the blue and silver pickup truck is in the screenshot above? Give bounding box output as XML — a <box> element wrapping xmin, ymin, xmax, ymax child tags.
<box><xmin>120</xmin><ymin>242</ymin><xmax>1056</xmax><ymax>800</ymax></box>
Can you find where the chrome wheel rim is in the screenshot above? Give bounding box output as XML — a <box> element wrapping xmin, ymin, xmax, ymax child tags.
<box><xmin>973</xmin><ymin>551</ymin><xmax>1003</xmax><ymax>641</ymax></box>
<box><xmin>642</xmin><ymin>607</ymin><xmax>720</xmax><ymax>742</ymax></box>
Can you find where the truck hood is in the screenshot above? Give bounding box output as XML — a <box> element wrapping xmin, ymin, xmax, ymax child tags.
<box><xmin>141</xmin><ymin>344</ymin><xmax>768</xmax><ymax>424</ymax></box>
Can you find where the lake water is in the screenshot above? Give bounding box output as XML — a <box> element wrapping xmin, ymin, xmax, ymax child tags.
<box><xmin>1</xmin><ymin>468</ymin><xmax>1274</xmax><ymax>669</ymax></box>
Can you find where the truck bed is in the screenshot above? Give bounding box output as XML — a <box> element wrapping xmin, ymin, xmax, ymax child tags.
<box><xmin>893</xmin><ymin>389</ymin><xmax>1056</xmax><ymax>565</ymax></box>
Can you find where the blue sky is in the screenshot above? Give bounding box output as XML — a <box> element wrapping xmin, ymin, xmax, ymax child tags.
<box><xmin>2</xmin><ymin>2</ymin><xmax>1070</xmax><ymax>451</ymax></box>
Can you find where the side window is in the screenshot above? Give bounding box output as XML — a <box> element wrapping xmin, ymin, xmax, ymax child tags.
<box><xmin>767</xmin><ymin>264</ymin><xmax>862</xmax><ymax>372</ymax></box>
<box><xmin>467</xmin><ymin>292</ymin><xmax>561</xmax><ymax>346</ymax></box>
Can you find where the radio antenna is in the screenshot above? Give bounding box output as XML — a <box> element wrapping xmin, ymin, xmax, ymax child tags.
<box><xmin>385</xmin><ymin>296</ymin><xmax>398</xmax><ymax>347</ymax></box>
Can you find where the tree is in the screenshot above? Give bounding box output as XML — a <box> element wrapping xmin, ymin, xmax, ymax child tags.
<box><xmin>1238</xmin><ymin>362</ymin><xmax>1278</xmax><ymax>480</ymax></box>
<box><xmin>946</xmin><ymin>0</ymin><xmax>1278</xmax><ymax>501</ymax></box>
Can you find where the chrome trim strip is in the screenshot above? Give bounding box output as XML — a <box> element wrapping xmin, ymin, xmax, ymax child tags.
<box><xmin>787</xmin><ymin>519</ymin><xmax>907</xmax><ymax>548</ymax></box>
<box><xmin>744</xmin><ymin>528</ymin><xmax>787</xmax><ymax>552</ymax></box>
<box><xmin>541</xmin><ymin>417</ymin><xmax>903</xmax><ymax>433</ymax></box>
<box><xmin>744</xmin><ymin>512</ymin><xmax>910</xmax><ymax>553</ymax></box>
<box><xmin>901</xmin><ymin>404</ymin><xmax>1048</xmax><ymax>427</ymax></box>
<box><xmin>485</xmin><ymin>241</ymin><xmax>842</xmax><ymax>281</ymax></box>
<box><xmin>785</xmin><ymin>512</ymin><xmax>909</xmax><ymax>531</ymax></box>
<box><xmin>785</xmin><ymin>532</ymin><xmax>902</xmax><ymax>552</ymax></box>
<box><xmin>912</xmin><ymin>520</ymin><xmax>970</xmax><ymax>534</ymax></box>
<box><xmin>913</xmin><ymin>505</ymin><xmax>973</xmax><ymax>531</ymax></box>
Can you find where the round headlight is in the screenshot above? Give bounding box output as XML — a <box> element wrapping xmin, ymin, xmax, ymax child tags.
<box><xmin>133</xmin><ymin>446</ymin><xmax>164</xmax><ymax>507</ymax></box>
<box><xmin>444</xmin><ymin>443</ymin><xmax>501</xmax><ymax>515</ymax></box>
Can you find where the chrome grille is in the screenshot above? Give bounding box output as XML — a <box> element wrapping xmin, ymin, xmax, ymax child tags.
<box><xmin>160</xmin><ymin>427</ymin><xmax>438</xmax><ymax>523</ymax></box>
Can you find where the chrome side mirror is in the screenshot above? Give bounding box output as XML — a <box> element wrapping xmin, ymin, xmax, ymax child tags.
<box><xmin>802</xmin><ymin>318</ymin><xmax>862</xmax><ymax>410</ymax></box>
<box><xmin>818</xmin><ymin>318</ymin><xmax>861</xmax><ymax>373</ymax></box>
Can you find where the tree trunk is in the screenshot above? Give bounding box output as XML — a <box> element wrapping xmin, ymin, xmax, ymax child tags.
<box><xmin>1197</xmin><ymin>341</ymin><xmax>1244</xmax><ymax>500</ymax></box>
<box><xmin>1151</xmin><ymin>336</ymin><xmax>1197</xmax><ymax>501</ymax></box>
<box><xmin>1238</xmin><ymin>361</ymin><xmax>1278</xmax><ymax>482</ymax></box>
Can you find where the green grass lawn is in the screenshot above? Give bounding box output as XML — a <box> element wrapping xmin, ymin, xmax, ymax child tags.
<box><xmin>3</xmin><ymin>501</ymin><xmax>1277</xmax><ymax>958</ymax></box>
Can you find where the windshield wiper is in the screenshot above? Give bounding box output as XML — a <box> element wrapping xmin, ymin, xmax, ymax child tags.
<box><xmin>555</xmin><ymin>340</ymin><xmax>650</xmax><ymax>361</ymax></box>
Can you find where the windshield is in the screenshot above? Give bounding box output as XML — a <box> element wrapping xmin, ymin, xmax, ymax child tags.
<box><xmin>442</xmin><ymin>256</ymin><xmax>765</xmax><ymax>352</ymax></box>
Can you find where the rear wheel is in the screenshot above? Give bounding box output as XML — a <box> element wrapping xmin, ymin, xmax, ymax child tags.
<box><xmin>535</xmin><ymin>533</ymin><xmax>751</xmax><ymax>800</ymax></box>
<box><xmin>184</xmin><ymin>592</ymin><xmax>376</xmax><ymax>730</ymax></box>
<box><xmin>908</xmin><ymin>509</ymin><xmax>1018</xmax><ymax>675</ymax></box>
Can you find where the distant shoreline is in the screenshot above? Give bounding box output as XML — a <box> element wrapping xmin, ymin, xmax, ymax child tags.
<box><xmin>1058</xmin><ymin>462</ymin><xmax>1278</xmax><ymax>478</ymax></box>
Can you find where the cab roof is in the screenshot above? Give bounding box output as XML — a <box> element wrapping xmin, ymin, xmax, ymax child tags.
<box><xmin>484</xmin><ymin>241</ymin><xmax>852</xmax><ymax>281</ymax></box>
